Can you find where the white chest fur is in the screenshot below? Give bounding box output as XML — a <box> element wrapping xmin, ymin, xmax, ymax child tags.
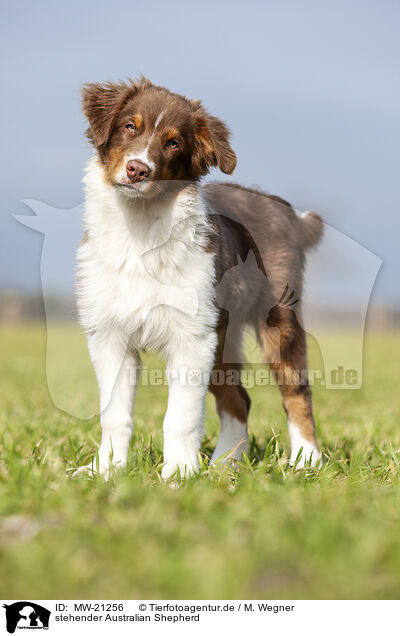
<box><xmin>76</xmin><ymin>157</ymin><xmax>217</xmax><ymax>356</ymax></box>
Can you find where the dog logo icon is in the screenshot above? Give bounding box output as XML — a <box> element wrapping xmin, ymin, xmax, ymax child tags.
<box><xmin>2</xmin><ymin>602</ymin><xmax>51</xmax><ymax>633</ymax></box>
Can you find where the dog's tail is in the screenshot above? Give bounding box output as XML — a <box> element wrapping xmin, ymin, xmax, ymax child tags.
<box><xmin>298</xmin><ymin>211</ymin><xmax>324</xmax><ymax>249</ymax></box>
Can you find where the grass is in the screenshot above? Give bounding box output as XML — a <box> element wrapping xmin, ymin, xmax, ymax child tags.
<box><xmin>0</xmin><ymin>323</ymin><xmax>400</xmax><ymax>599</ymax></box>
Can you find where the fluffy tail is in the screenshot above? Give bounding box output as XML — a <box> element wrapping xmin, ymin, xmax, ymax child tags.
<box><xmin>299</xmin><ymin>211</ymin><xmax>324</xmax><ymax>248</ymax></box>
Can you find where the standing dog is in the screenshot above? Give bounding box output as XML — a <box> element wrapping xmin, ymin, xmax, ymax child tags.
<box><xmin>76</xmin><ymin>77</ymin><xmax>323</xmax><ymax>479</ymax></box>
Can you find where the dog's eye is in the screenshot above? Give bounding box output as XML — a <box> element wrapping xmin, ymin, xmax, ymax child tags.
<box><xmin>126</xmin><ymin>123</ymin><xmax>136</xmax><ymax>132</ymax></box>
<box><xmin>166</xmin><ymin>139</ymin><xmax>179</xmax><ymax>150</ymax></box>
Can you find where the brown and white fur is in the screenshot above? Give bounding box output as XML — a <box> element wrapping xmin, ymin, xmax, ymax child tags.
<box><xmin>76</xmin><ymin>77</ymin><xmax>323</xmax><ymax>480</ymax></box>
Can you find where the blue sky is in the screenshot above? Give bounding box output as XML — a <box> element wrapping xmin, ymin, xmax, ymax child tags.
<box><xmin>1</xmin><ymin>0</ymin><xmax>399</xmax><ymax>302</ymax></box>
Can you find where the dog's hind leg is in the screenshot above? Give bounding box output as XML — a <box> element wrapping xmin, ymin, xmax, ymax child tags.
<box><xmin>258</xmin><ymin>306</ymin><xmax>321</xmax><ymax>468</ymax></box>
<box><xmin>209</xmin><ymin>326</ymin><xmax>250</xmax><ymax>463</ymax></box>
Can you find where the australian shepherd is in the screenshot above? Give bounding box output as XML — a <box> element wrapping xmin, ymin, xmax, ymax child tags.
<box><xmin>76</xmin><ymin>77</ymin><xmax>323</xmax><ymax>480</ymax></box>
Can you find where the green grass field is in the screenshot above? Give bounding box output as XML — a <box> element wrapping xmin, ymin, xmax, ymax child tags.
<box><xmin>1</xmin><ymin>324</ymin><xmax>400</xmax><ymax>599</ymax></box>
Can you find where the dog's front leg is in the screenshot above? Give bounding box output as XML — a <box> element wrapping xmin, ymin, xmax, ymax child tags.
<box><xmin>162</xmin><ymin>334</ymin><xmax>216</xmax><ymax>481</ymax></box>
<box><xmin>75</xmin><ymin>330</ymin><xmax>140</xmax><ymax>479</ymax></box>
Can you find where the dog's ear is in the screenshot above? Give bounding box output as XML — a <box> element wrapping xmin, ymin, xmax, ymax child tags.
<box><xmin>81</xmin><ymin>80</ymin><xmax>138</xmax><ymax>147</ymax></box>
<box><xmin>191</xmin><ymin>102</ymin><xmax>237</xmax><ymax>175</ymax></box>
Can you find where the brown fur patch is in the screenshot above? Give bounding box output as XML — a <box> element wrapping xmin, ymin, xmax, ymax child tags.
<box><xmin>210</xmin><ymin>384</ymin><xmax>250</xmax><ymax>423</ymax></box>
<box><xmin>166</xmin><ymin>127</ymin><xmax>180</xmax><ymax>140</ymax></box>
<box><xmin>191</xmin><ymin>107</ymin><xmax>237</xmax><ymax>175</ymax></box>
<box><xmin>132</xmin><ymin>114</ymin><xmax>143</xmax><ymax>129</ymax></box>
<box><xmin>258</xmin><ymin>310</ymin><xmax>317</xmax><ymax>445</ymax></box>
<box><xmin>209</xmin><ymin>327</ymin><xmax>251</xmax><ymax>423</ymax></box>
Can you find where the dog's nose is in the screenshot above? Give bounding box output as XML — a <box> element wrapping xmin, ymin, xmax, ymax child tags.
<box><xmin>126</xmin><ymin>160</ymin><xmax>150</xmax><ymax>183</ymax></box>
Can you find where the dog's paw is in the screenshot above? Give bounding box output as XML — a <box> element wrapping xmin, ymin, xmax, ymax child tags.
<box><xmin>288</xmin><ymin>420</ymin><xmax>323</xmax><ymax>470</ymax></box>
<box><xmin>289</xmin><ymin>447</ymin><xmax>323</xmax><ymax>469</ymax></box>
<box><xmin>161</xmin><ymin>456</ymin><xmax>198</xmax><ymax>483</ymax></box>
<box><xmin>71</xmin><ymin>461</ymin><xmax>110</xmax><ymax>480</ymax></box>
<box><xmin>71</xmin><ymin>462</ymin><xmax>97</xmax><ymax>479</ymax></box>
<box><xmin>71</xmin><ymin>460</ymin><xmax>125</xmax><ymax>481</ymax></box>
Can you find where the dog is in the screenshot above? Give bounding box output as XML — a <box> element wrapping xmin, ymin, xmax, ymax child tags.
<box><xmin>76</xmin><ymin>77</ymin><xmax>323</xmax><ymax>480</ymax></box>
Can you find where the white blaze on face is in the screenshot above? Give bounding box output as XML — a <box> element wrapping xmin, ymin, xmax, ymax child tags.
<box><xmin>126</xmin><ymin>109</ymin><xmax>167</xmax><ymax>173</ymax></box>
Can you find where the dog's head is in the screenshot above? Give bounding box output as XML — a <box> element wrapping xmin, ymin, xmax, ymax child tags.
<box><xmin>82</xmin><ymin>77</ymin><xmax>236</xmax><ymax>200</ymax></box>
